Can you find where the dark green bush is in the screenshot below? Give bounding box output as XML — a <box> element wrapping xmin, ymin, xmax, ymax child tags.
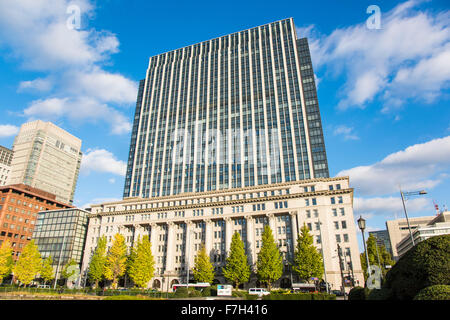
<box><xmin>201</xmin><ymin>286</ymin><xmax>211</xmax><ymax>297</ymax></box>
<box><xmin>188</xmin><ymin>289</ymin><xmax>203</xmax><ymax>298</ymax></box>
<box><xmin>367</xmin><ymin>288</ymin><xmax>393</xmax><ymax>300</ymax></box>
<box><xmin>413</xmin><ymin>285</ymin><xmax>450</xmax><ymax>300</ymax></box>
<box><xmin>173</xmin><ymin>287</ymin><xmax>189</xmax><ymax>298</ymax></box>
<box><xmin>262</xmin><ymin>293</ymin><xmax>335</xmax><ymax>300</ymax></box>
<box><xmin>209</xmin><ymin>285</ymin><xmax>218</xmax><ymax>296</ymax></box>
<box><xmin>383</xmin><ymin>235</ymin><xmax>450</xmax><ymax>300</ymax></box>
<box><xmin>245</xmin><ymin>293</ymin><xmax>259</xmax><ymax>300</ymax></box>
<box><xmin>348</xmin><ymin>286</ymin><xmax>370</xmax><ymax>300</ymax></box>
<box><xmin>232</xmin><ymin>290</ymin><xmax>246</xmax><ymax>297</ymax></box>
<box><xmin>103</xmin><ymin>295</ymin><xmax>153</xmax><ymax>300</ymax></box>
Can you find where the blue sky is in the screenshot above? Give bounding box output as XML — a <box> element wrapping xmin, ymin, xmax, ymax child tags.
<box><xmin>0</xmin><ymin>0</ymin><xmax>449</xmax><ymax>249</ymax></box>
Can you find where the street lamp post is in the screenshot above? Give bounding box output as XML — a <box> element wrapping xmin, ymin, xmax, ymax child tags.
<box><xmin>53</xmin><ymin>234</ymin><xmax>67</xmax><ymax>290</ymax></box>
<box><xmin>400</xmin><ymin>189</ymin><xmax>427</xmax><ymax>247</ymax></box>
<box><xmin>357</xmin><ymin>216</ymin><xmax>371</xmax><ymax>280</ymax></box>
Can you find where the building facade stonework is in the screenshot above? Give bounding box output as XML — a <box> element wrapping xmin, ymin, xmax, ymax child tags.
<box><xmin>82</xmin><ymin>177</ymin><xmax>364</xmax><ymax>291</ymax></box>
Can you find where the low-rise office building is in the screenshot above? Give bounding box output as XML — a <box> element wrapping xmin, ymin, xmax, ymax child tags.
<box><xmin>81</xmin><ymin>177</ymin><xmax>364</xmax><ymax>291</ymax></box>
<box><xmin>33</xmin><ymin>208</ymin><xmax>90</xmax><ymax>276</ymax></box>
<box><xmin>386</xmin><ymin>215</ymin><xmax>436</xmax><ymax>261</ymax></box>
<box><xmin>0</xmin><ymin>184</ymin><xmax>73</xmax><ymax>259</ymax></box>
<box><xmin>396</xmin><ymin>211</ymin><xmax>450</xmax><ymax>258</ymax></box>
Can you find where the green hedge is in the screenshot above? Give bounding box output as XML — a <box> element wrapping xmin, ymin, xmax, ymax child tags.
<box><xmin>103</xmin><ymin>295</ymin><xmax>157</xmax><ymax>300</ymax></box>
<box><xmin>413</xmin><ymin>285</ymin><xmax>450</xmax><ymax>300</ymax></box>
<box><xmin>383</xmin><ymin>235</ymin><xmax>450</xmax><ymax>300</ymax></box>
<box><xmin>367</xmin><ymin>288</ymin><xmax>393</xmax><ymax>300</ymax></box>
<box><xmin>348</xmin><ymin>286</ymin><xmax>370</xmax><ymax>300</ymax></box>
<box><xmin>262</xmin><ymin>293</ymin><xmax>336</xmax><ymax>300</ymax></box>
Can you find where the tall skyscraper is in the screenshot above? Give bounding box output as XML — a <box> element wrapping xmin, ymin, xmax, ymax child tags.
<box><xmin>82</xmin><ymin>19</ymin><xmax>364</xmax><ymax>292</ymax></box>
<box><xmin>124</xmin><ymin>18</ymin><xmax>329</xmax><ymax>199</ymax></box>
<box><xmin>8</xmin><ymin>120</ymin><xmax>82</xmax><ymax>205</ymax></box>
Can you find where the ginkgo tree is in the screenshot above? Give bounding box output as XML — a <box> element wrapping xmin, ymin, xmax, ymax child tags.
<box><xmin>104</xmin><ymin>233</ymin><xmax>127</xmax><ymax>289</ymax></box>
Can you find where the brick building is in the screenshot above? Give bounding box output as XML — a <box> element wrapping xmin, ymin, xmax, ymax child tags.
<box><xmin>0</xmin><ymin>184</ymin><xmax>73</xmax><ymax>259</ymax></box>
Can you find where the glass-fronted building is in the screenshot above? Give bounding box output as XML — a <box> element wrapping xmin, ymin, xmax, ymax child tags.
<box><xmin>33</xmin><ymin>208</ymin><xmax>89</xmax><ymax>270</ymax></box>
<box><xmin>123</xmin><ymin>18</ymin><xmax>329</xmax><ymax>199</ymax></box>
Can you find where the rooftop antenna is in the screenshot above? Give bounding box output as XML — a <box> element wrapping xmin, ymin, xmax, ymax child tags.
<box><xmin>433</xmin><ymin>200</ymin><xmax>439</xmax><ymax>216</ymax></box>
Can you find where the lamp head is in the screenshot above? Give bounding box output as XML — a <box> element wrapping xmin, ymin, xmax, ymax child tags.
<box><xmin>357</xmin><ymin>216</ymin><xmax>366</xmax><ymax>231</ymax></box>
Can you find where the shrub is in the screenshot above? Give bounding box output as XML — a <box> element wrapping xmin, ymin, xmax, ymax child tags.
<box><xmin>348</xmin><ymin>286</ymin><xmax>370</xmax><ymax>300</ymax></box>
<box><xmin>413</xmin><ymin>285</ymin><xmax>450</xmax><ymax>300</ymax></box>
<box><xmin>173</xmin><ymin>287</ymin><xmax>189</xmax><ymax>298</ymax></box>
<box><xmin>201</xmin><ymin>286</ymin><xmax>212</xmax><ymax>297</ymax></box>
<box><xmin>367</xmin><ymin>288</ymin><xmax>393</xmax><ymax>300</ymax></box>
<box><xmin>262</xmin><ymin>293</ymin><xmax>335</xmax><ymax>300</ymax></box>
<box><xmin>383</xmin><ymin>235</ymin><xmax>450</xmax><ymax>300</ymax></box>
<box><xmin>188</xmin><ymin>289</ymin><xmax>202</xmax><ymax>298</ymax></box>
<box><xmin>103</xmin><ymin>295</ymin><xmax>152</xmax><ymax>300</ymax></box>
<box><xmin>245</xmin><ymin>293</ymin><xmax>259</xmax><ymax>300</ymax></box>
<box><xmin>209</xmin><ymin>285</ymin><xmax>218</xmax><ymax>296</ymax></box>
<box><xmin>232</xmin><ymin>290</ymin><xmax>246</xmax><ymax>297</ymax></box>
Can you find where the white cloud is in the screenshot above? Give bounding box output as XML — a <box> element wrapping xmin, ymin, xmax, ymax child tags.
<box><xmin>0</xmin><ymin>124</ymin><xmax>19</xmax><ymax>138</ymax></box>
<box><xmin>18</xmin><ymin>77</ymin><xmax>53</xmax><ymax>92</ymax></box>
<box><xmin>333</xmin><ymin>125</ymin><xmax>359</xmax><ymax>141</ymax></box>
<box><xmin>354</xmin><ymin>196</ymin><xmax>430</xmax><ymax>219</ymax></box>
<box><xmin>77</xmin><ymin>197</ymin><xmax>121</xmax><ymax>210</ymax></box>
<box><xmin>338</xmin><ymin>135</ymin><xmax>450</xmax><ymax>196</ymax></box>
<box><xmin>68</xmin><ymin>68</ymin><xmax>138</xmax><ymax>104</ymax></box>
<box><xmin>297</xmin><ymin>0</ymin><xmax>450</xmax><ymax>111</ymax></box>
<box><xmin>24</xmin><ymin>96</ymin><xmax>132</xmax><ymax>135</ymax></box>
<box><xmin>80</xmin><ymin>148</ymin><xmax>126</xmax><ymax>176</ymax></box>
<box><xmin>0</xmin><ymin>0</ymin><xmax>137</xmax><ymax>134</ymax></box>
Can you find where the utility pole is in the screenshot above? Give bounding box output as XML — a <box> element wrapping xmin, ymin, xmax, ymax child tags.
<box><xmin>54</xmin><ymin>234</ymin><xmax>67</xmax><ymax>289</ymax></box>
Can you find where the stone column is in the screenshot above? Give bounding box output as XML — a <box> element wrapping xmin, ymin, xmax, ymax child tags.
<box><xmin>133</xmin><ymin>224</ymin><xmax>142</xmax><ymax>246</ymax></box>
<box><xmin>149</xmin><ymin>223</ymin><xmax>157</xmax><ymax>257</ymax></box>
<box><xmin>266</xmin><ymin>213</ymin><xmax>276</xmax><ymax>239</ymax></box>
<box><xmin>224</xmin><ymin>217</ymin><xmax>233</xmax><ymax>253</ymax></box>
<box><xmin>165</xmin><ymin>222</ymin><xmax>175</xmax><ymax>272</ymax></box>
<box><xmin>185</xmin><ymin>221</ymin><xmax>193</xmax><ymax>276</ymax></box>
<box><xmin>289</xmin><ymin>211</ymin><xmax>298</xmax><ymax>248</ymax></box>
<box><xmin>204</xmin><ymin>219</ymin><xmax>213</xmax><ymax>257</ymax></box>
<box><xmin>245</xmin><ymin>215</ymin><xmax>255</xmax><ymax>266</ymax></box>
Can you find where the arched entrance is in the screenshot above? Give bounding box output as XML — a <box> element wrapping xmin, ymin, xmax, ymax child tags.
<box><xmin>153</xmin><ymin>279</ymin><xmax>161</xmax><ymax>289</ymax></box>
<box><xmin>170</xmin><ymin>279</ymin><xmax>179</xmax><ymax>287</ymax></box>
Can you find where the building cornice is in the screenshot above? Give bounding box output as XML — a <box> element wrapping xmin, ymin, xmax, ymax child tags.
<box><xmin>88</xmin><ymin>187</ymin><xmax>353</xmax><ymax>218</ymax></box>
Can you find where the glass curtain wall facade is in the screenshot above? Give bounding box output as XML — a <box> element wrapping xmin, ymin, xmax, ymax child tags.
<box><xmin>33</xmin><ymin>208</ymin><xmax>89</xmax><ymax>269</ymax></box>
<box><xmin>124</xmin><ymin>18</ymin><xmax>329</xmax><ymax>199</ymax></box>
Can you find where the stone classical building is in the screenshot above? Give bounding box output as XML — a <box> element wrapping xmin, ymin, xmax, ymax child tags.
<box><xmin>82</xmin><ymin>177</ymin><xmax>364</xmax><ymax>291</ymax></box>
<box><xmin>82</xmin><ymin>18</ymin><xmax>364</xmax><ymax>292</ymax></box>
